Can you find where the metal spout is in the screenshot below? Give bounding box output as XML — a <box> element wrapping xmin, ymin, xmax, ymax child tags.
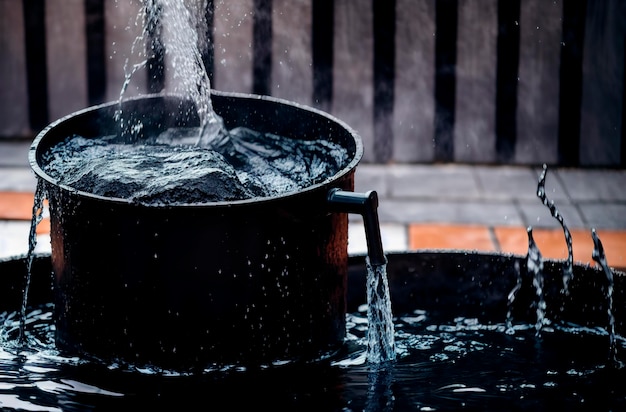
<box><xmin>327</xmin><ymin>188</ymin><xmax>386</xmax><ymax>266</ymax></box>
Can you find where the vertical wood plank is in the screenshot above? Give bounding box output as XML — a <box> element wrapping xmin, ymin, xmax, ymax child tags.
<box><xmin>333</xmin><ymin>1</ymin><xmax>374</xmax><ymax>162</ymax></box>
<box><xmin>312</xmin><ymin>0</ymin><xmax>334</xmax><ymax>113</ymax></box>
<box><xmin>104</xmin><ymin>0</ymin><xmax>147</xmax><ymax>102</ymax></box>
<box><xmin>213</xmin><ymin>0</ymin><xmax>254</xmax><ymax>93</ymax></box>
<box><xmin>0</xmin><ymin>0</ymin><xmax>30</xmax><ymax>137</ymax></box>
<box><xmin>271</xmin><ymin>0</ymin><xmax>312</xmax><ymax>106</ymax></box>
<box><xmin>393</xmin><ymin>0</ymin><xmax>436</xmax><ymax>162</ymax></box>
<box><xmin>557</xmin><ymin>0</ymin><xmax>587</xmax><ymax>166</ymax></box>
<box><xmin>515</xmin><ymin>0</ymin><xmax>562</xmax><ymax>164</ymax></box>
<box><xmin>22</xmin><ymin>0</ymin><xmax>49</xmax><ymax>131</ymax></box>
<box><xmin>85</xmin><ymin>0</ymin><xmax>106</xmax><ymax>105</ymax></box>
<box><xmin>434</xmin><ymin>0</ymin><xmax>458</xmax><ymax>162</ymax></box>
<box><xmin>579</xmin><ymin>0</ymin><xmax>626</xmax><ymax>166</ymax></box>
<box><xmin>252</xmin><ymin>0</ymin><xmax>272</xmax><ymax>95</ymax></box>
<box><xmin>495</xmin><ymin>0</ymin><xmax>521</xmax><ymax>162</ymax></box>
<box><xmin>373</xmin><ymin>0</ymin><xmax>396</xmax><ymax>163</ymax></box>
<box><xmin>454</xmin><ymin>0</ymin><xmax>497</xmax><ymax>163</ymax></box>
<box><xmin>46</xmin><ymin>0</ymin><xmax>88</xmax><ymax>121</ymax></box>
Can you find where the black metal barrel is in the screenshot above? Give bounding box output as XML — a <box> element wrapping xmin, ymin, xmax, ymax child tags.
<box><xmin>29</xmin><ymin>92</ymin><xmax>383</xmax><ymax>368</ymax></box>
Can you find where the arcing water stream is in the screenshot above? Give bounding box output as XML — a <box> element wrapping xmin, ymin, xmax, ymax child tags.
<box><xmin>18</xmin><ymin>179</ymin><xmax>46</xmax><ymax>346</ymax></box>
<box><xmin>507</xmin><ymin>165</ymin><xmax>571</xmax><ymax>337</ymax></box>
<box><xmin>526</xmin><ymin>227</ymin><xmax>548</xmax><ymax>336</ymax></box>
<box><xmin>591</xmin><ymin>229</ymin><xmax>620</xmax><ymax>366</ymax></box>
<box><xmin>505</xmin><ymin>164</ymin><xmax>620</xmax><ymax>364</ymax></box>
<box><xmin>536</xmin><ymin>164</ymin><xmax>574</xmax><ymax>293</ymax></box>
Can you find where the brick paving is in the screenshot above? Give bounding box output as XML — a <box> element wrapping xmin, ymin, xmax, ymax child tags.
<box><xmin>2</xmin><ymin>140</ymin><xmax>625</xmax><ymax>270</ymax></box>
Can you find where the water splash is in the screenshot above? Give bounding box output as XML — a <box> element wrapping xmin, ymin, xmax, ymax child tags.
<box><xmin>18</xmin><ymin>178</ymin><xmax>46</xmax><ymax>344</ymax></box>
<box><xmin>41</xmin><ymin>130</ymin><xmax>348</xmax><ymax>204</ymax></box>
<box><xmin>155</xmin><ymin>0</ymin><xmax>226</xmax><ymax>146</ymax></box>
<box><xmin>505</xmin><ymin>260</ymin><xmax>522</xmax><ymax>334</ymax></box>
<box><xmin>526</xmin><ymin>227</ymin><xmax>547</xmax><ymax>336</ymax></box>
<box><xmin>114</xmin><ymin>1</ymin><xmax>157</xmax><ymax>138</ymax></box>
<box><xmin>365</xmin><ymin>258</ymin><xmax>395</xmax><ymax>364</ymax></box>
<box><xmin>115</xmin><ymin>0</ymin><xmax>227</xmax><ymax>146</ymax></box>
<box><xmin>591</xmin><ymin>229</ymin><xmax>621</xmax><ymax>367</ymax></box>
<box><xmin>536</xmin><ymin>164</ymin><xmax>574</xmax><ymax>293</ymax></box>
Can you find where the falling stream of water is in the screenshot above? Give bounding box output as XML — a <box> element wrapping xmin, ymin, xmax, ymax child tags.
<box><xmin>365</xmin><ymin>258</ymin><xmax>395</xmax><ymax>364</ymax></box>
<box><xmin>116</xmin><ymin>0</ymin><xmax>226</xmax><ymax>147</ymax></box>
<box><xmin>18</xmin><ymin>179</ymin><xmax>46</xmax><ymax>344</ymax></box>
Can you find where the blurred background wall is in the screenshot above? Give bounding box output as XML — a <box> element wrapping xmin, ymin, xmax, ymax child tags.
<box><xmin>0</xmin><ymin>0</ymin><xmax>624</xmax><ymax>166</ymax></box>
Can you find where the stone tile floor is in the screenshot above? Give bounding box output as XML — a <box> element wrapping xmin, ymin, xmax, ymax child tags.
<box><xmin>350</xmin><ymin>163</ymin><xmax>626</xmax><ymax>270</ymax></box>
<box><xmin>1</xmin><ymin>139</ymin><xmax>625</xmax><ymax>270</ymax></box>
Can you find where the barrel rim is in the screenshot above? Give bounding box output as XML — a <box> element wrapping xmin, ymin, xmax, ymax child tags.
<box><xmin>28</xmin><ymin>91</ymin><xmax>364</xmax><ymax>209</ymax></box>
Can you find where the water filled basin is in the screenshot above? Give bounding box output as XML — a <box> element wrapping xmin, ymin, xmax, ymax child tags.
<box><xmin>1</xmin><ymin>251</ymin><xmax>624</xmax><ymax>410</ymax></box>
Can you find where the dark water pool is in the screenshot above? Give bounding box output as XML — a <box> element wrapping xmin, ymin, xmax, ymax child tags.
<box><xmin>2</xmin><ymin>252</ymin><xmax>624</xmax><ymax>411</ymax></box>
<box><xmin>1</xmin><ymin>302</ymin><xmax>624</xmax><ymax>411</ymax></box>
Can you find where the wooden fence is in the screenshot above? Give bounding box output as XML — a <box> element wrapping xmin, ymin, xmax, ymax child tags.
<box><xmin>1</xmin><ymin>0</ymin><xmax>625</xmax><ymax>166</ymax></box>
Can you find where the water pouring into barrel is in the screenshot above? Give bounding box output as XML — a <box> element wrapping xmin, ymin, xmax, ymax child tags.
<box><xmin>27</xmin><ymin>91</ymin><xmax>395</xmax><ymax>369</ymax></box>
